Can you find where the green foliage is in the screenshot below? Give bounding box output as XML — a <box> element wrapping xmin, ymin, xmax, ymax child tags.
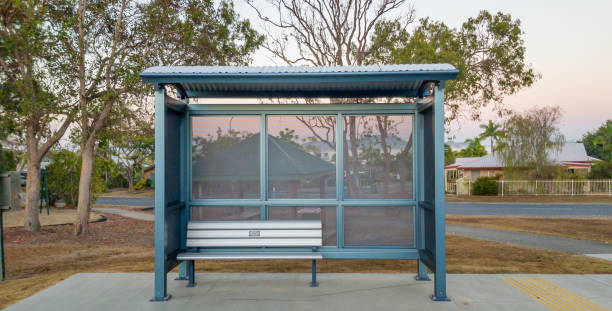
<box><xmin>444</xmin><ymin>144</ymin><xmax>456</xmax><ymax>166</ymax></box>
<box><xmin>0</xmin><ymin>145</ymin><xmax>17</xmax><ymax>172</ymax></box>
<box><xmin>479</xmin><ymin>120</ymin><xmax>503</xmax><ymax>153</ymax></box>
<box><xmin>589</xmin><ymin>161</ymin><xmax>612</xmax><ymax>179</ymax></box>
<box><xmin>497</xmin><ymin>106</ymin><xmax>565</xmax><ymax>179</ymax></box>
<box><xmin>46</xmin><ymin>150</ymin><xmax>106</xmax><ymax>206</ymax></box>
<box><xmin>582</xmin><ymin>120</ymin><xmax>612</xmax><ymax>162</ymax></box>
<box><xmin>369</xmin><ymin>10</ymin><xmax>540</xmax><ymax>121</ymax></box>
<box><xmin>472</xmin><ymin>176</ymin><xmax>498</xmax><ymax>195</ymax></box>
<box><xmin>134</xmin><ymin>178</ymin><xmax>150</xmax><ymax>190</ymax></box>
<box><xmin>457</xmin><ymin>138</ymin><xmax>488</xmax><ymax>157</ymax></box>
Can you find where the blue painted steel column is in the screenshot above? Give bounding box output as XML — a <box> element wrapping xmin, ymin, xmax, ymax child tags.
<box><xmin>415</xmin><ymin>108</ymin><xmax>430</xmax><ymax>281</ymax></box>
<box><xmin>152</xmin><ymin>85</ymin><xmax>170</xmax><ymax>301</ymax></box>
<box><xmin>177</xmin><ymin>97</ymin><xmax>189</xmax><ymax>281</ymax></box>
<box><xmin>432</xmin><ymin>82</ymin><xmax>449</xmax><ymax>301</ymax></box>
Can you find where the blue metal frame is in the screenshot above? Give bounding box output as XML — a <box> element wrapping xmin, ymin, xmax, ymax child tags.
<box><xmin>188</xmin><ymin>108</ymin><xmax>418</xmax><ymax>253</ymax></box>
<box><xmin>145</xmin><ymin>65</ymin><xmax>457</xmax><ymax>302</ymax></box>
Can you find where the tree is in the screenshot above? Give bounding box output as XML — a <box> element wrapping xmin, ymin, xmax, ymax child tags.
<box><xmin>102</xmin><ymin>96</ymin><xmax>154</xmax><ymax>193</ymax></box>
<box><xmin>444</xmin><ymin>144</ymin><xmax>456</xmax><ymax>166</ymax></box>
<box><xmin>588</xmin><ymin>161</ymin><xmax>612</xmax><ymax>179</ymax></box>
<box><xmin>248</xmin><ymin>0</ymin><xmax>416</xmax><ymax>196</ymax></box>
<box><xmin>497</xmin><ymin>106</ymin><xmax>565</xmax><ymax>179</ymax></box>
<box><xmin>457</xmin><ymin>138</ymin><xmax>487</xmax><ymax>158</ymax></box>
<box><xmin>0</xmin><ymin>0</ymin><xmax>75</xmax><ymax>231</ymax></box>
<box><xmin>371</xmin><ymin>11</ymin><xmax>540</xmax><ymax>121</ymax></box>
<box><xmin>582</xmin><ymin>120</ymin><xmax>612</xmax><ymax>162</ymax></box>
<box><xmin>56</xmin><ymin>0</ymin><xmax>262</xmax><ymax>235</ymax></box>
<box><xmin>479</xmin><ymin>120</ymin><xmax>503</xmax><ymax>154</ymax></box>
<box><xmin>46</xmin><ymin>149</ymin><xmax>106</xmax><ymax>207</ymax></box>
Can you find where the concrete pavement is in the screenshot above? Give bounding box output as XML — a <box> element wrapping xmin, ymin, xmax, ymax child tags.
<box><xmin>92</xmin><ymin>207</ymin><xmax>154</xmax><ymax>221</ymax></box>
<box><xmin>5</xmin><ymin>273</ymin><xmax>612</xmax><ymax>311</ymax></box>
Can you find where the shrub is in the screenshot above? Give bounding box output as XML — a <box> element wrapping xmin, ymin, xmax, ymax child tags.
<box><xmin>472</xmin><ymin>176</ymin><xmax>498</xmax><ymax>195</ymax></box>
<box><xmin>134</xmin><ymin>178</ymin><xmax>150</xmax><ymax>190</ymax></box>
<box><xmin>46</xmin><ymin>150</ymin><xmax>106</xmax><ymax>207</ymax></box>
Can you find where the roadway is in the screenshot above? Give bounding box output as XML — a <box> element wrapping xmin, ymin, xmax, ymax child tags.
<box><xmin>95</xmin><ymin>196</ymin><xmax>612</xmax><ymax>217</ymax></box>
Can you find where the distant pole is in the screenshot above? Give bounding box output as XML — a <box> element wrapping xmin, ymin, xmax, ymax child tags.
<box><xmin>0</xmin><ymin>172</ymin><xmax>11</xmax><ymax>281</ymax></box>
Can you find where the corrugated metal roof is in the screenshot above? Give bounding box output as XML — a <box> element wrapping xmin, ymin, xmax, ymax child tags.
<box><xmin>140</xmin><ymin>64</ymin><xmax>458</xmax><ymax>98</ymax></box>
<box><xmin>141</xmin><ymin>64</ymin><xmax>457</xmax><ymax>76</ymax></box>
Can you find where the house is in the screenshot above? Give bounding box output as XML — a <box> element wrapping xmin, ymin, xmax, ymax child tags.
<box><xmin>445</xmin><ymin>142</ymin><xmax>600</xmax><ymax>181</ymax></box>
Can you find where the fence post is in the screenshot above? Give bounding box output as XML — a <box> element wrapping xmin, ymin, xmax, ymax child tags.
<box><xmin>535</xmin><ymin>180</ymin><xmax>538</xmax><ymax>196</ymax></box>
<box><xmin>609</xmin><ymin>180</ymin><xmax>611</xmax><ymax>197</ymax></box>
<box><xmin>468</xmin><ymin>180</ymin><xmax>471</xmax><ymax>196</ymax></box>
<box><xmin>501</xmin><ymin>180</ymin><xmax>504</xmax><ymax>196</ymax></box>
<box><xmin>571</xmin><ymin>179</ymin><xmax>574</xmax><ymax>196</ymax></box>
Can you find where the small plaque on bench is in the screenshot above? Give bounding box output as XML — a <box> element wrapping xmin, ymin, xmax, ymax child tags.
<box><xmin>249</xmin><ymin>230</ymin><xmax>260</xmax><ymax>237</ymax></box>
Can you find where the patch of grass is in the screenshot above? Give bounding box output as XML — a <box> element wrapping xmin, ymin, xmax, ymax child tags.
<box><xmin>446</xmin><ymin>195</ymin><xmax>612</xmax><ymax>203</ymax></box>
<box><xmin>103</xmin><ymin>188</ymin><xmax>154</xmax><ymax>197</ymax></box>
<box><xmin>447</xmin><ymin>215</ymin><xmax>612</xmax><ymax>243</ymax></box>
<box><xmin>1</xmin><ymin>214</ymin><xmax>611</xmax><ymax>309</ymax></box>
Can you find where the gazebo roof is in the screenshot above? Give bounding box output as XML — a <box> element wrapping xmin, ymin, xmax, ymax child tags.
<box><xmin>140</xmin><ymin>64</ymin><xmax>458</xmax><ymax>98</ymax></box>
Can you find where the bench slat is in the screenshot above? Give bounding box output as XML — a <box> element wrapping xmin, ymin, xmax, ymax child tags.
<box><xmin>177</xmin><ymin>252</ymin><xmax>322</xmax><ymax>260</ymax></box>
<box><xmin>187</xmin><ymin>238</ymin><xmax>322</xmax><ymax>247</ymax></box>
<box><xmin>188</xmin><ymin>220</ymin><xmax>321</xmax><ymax>230</ymax></box>
<box><xmin>187</xmin><ymin>229</ymin><xmax>322</xmax><ymax>239</ymax></box>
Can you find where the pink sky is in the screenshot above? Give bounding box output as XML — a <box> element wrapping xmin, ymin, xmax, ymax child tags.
<box><xmin>233</xmin><ymin>0</ymin><xmax>612</xmax><ymax>143</ymax></box>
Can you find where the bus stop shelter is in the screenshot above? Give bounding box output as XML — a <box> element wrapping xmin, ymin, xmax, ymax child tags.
<box><xmin>140</xmin><ymin>64</ymin><xmax>458</xmax><ymax>302</ymax></box>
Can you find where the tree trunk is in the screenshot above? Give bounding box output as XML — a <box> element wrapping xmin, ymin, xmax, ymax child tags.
<box><xmin>376</xmin><ymin>116</ymin><xmax>390</xmax><ymax>195</ymax></box>
<box><xmin>24</xmin><ymin>154</ymin><xmax>42</xmax><ymax>232</ymax></box>
<box><xmin>348</xmin><ymin>116</ymin><xmax>360</xmax><ymax>196</ymax></box>
<box><xmin>74</xmin><ymin>141</ymin><xmax>95</xmax><ymax>235</ymax></box>
<box><xmin>127</xmin><ymin>169</ymin><xmax>134</xmax><ymax>193</ymax></box>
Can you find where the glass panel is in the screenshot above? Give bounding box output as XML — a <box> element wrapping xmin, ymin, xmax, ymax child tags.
<box><xmin>192</xmin><ymin>206</ymin><xmax>261</xmax><ymax>221</ymax></box>
<box><xmin>344</xmin><ymin>206</ymin><xmax>414</xmax><ymax>246</ymax></box>
<box><xmin>267</xmin><ymin>116</ymin><xmax>336</xmax><ymax>199</ymax></box>
<box><xmin>268</xmin><ymin>206</ymin><xmax>337</xmax><ymax>246</ymax></box>
<box><xmin>343</xmin><ymin>115</ymin><xmax>413</xmax><ymax>199</ymax></box>
<box><xmin>192</xmin><ymin>116</ymin><xmax>260</xmax><ymax>199</ymax></box>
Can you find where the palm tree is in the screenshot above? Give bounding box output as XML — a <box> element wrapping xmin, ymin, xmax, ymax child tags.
<box><xmin>479</xmin><ymin>120</ymin><xmax>503</xmax><ymax>154</ymax></box>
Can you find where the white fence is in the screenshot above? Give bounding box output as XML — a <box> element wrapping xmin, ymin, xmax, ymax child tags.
<box><xmin>447</xmin><ymin>179</ymin><xmax>612</xmax><ymax>196</ymax></box>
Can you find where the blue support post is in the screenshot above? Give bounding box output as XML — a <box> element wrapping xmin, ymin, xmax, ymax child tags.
<box><xmin>151</xmin><ymin>85</ymin><xmax>171</xmax><ymax>302</ymax></box>
<box><xmin>310</xmin><ymin>246</ymin><xmax>319</xmax><ymax>287</ymax></box>
<box><xmin>187</xmin><ymin>260</ymin><xmax>195</xmax><ymax>287</ymax></box>
<box><xmin>416</xmin><ymin>260</ymin><xmax>430</xmax><ymax>281</ymax></box>
<box><xmin>176</xmin><ymin>96</ymin><xmax>189</xmax><ymax>281</ymax></box>
<box><xmin>431</xmin><ymin>82</ymin><xmax>449</xmax><ymax>301</ymax></box>
<box><xmin>414</xmin><ymin>107</ymin><xmax>430</xmax><ymax>282</ymax></box>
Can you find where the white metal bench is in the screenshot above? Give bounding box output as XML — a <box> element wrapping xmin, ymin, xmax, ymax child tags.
<box><xmin>177</xmin><ymin>220</ymin><xmax>323</xmax><ymax>287</ymax></box>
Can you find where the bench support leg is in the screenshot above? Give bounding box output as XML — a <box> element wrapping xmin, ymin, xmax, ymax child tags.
<box><xmin>415</xmin><ymin>259</ymin><xmax>431</xmax><ymax>281</ymax></box>
<box><xmin>176</xmin><ymin>261</ymin><xmax>188</xmax><ymax>280</ymax></box>
<box><xmin>310</xmin><ymin>259</ymin><xmax>318</xmax><ymax>287</ymax></box>
<box><xmin>187</xmin><ymin>260</ymin><xmax>196</xmax><ymax>287</ymax></box>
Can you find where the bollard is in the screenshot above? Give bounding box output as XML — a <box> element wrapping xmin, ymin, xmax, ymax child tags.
<box><xmin>0</xmin><ymin>172</ymin><xmax>12</xmax><ymax>281</ymax></box>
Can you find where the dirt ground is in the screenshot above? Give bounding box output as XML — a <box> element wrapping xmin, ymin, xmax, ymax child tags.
<box><xmin>447</xmin><ymin>215</ymin><xmax>612</xmax><ymax>243</ymax></box>
<box><xmin>3</xmin><ymin>209</ymin><xmax>104</xmax><ymax>228</ymax></box>
<box><xmin>1</xmin><ymin>214</ymin><xmax>611</xmax><ymax>309</ymax></box>
<box><xmin>446</xmin><ymin>194</ymin><xmax>612</xmax><ymax>203</ymax></box>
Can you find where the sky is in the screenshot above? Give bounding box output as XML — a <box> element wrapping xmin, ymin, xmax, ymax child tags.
<box><xmin>233</xmin><ymin>0</ymin><xmax>612</xmax><ymax>144</ymax></box>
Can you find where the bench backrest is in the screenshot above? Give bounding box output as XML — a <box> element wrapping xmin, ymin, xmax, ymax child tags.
<box><xmin>186</xmin><ymin>220</ymin><xmax>322</xmax><ymax>248</ymax></box>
